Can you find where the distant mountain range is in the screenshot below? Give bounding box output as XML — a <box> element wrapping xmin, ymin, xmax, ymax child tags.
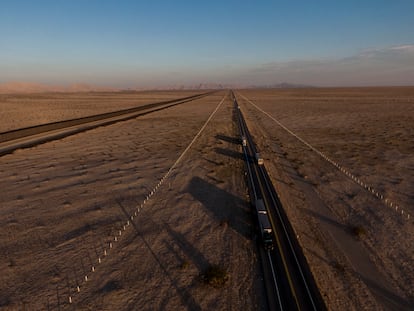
<box><xmin>249</xmin><ymin>82</ymin><xmax>315</xmax><ymax>89</ymax></box>
<box><xmin>0</xmin><ymin>82</ymin><xmax>117</xmax><ymax>94</ymax></box>
<box><xmin>139</xmin><ymin>82</ymin><xmax>315</xmax><ymax>90</ymax></box>
<box><xmin>0</xmin><ymin>81</ymin><xmax>314</xmax><ymax>93</ymax></box>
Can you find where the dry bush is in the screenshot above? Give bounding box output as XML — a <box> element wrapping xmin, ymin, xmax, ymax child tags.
<box><xmin>350</xmin><ymin>225</ymin><xmax>366</xmax><ymax>239</ymax></box>
<box><xmin>219</xmin><ymin>219</ymin><xmax>229</xmax><ymax>227</ymax></box>
<box><xmin>180</xmin><ymin>260</ymin><xmax>190</xmax><ymax>270</ymax></box>
<box><xmin>332</xmin><ymin>261</ymin><xmax>346</xmax><ymax>275</ymax></box>
<box><xmin>201</xmin><ymin>264</ymin><xmax>229</xmax><ymax>288</ymax></box>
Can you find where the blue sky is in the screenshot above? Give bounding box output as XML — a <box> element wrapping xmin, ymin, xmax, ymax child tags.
<box><xmin>1</xmin><ymin>0</ymin><xmax>414</xmax><ymax>87</ymax></box>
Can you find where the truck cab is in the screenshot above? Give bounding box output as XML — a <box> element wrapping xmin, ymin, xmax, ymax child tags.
<box><xmin>257</xmin><ymin>213</ymin><xmax>274</xmax><ymax>250</ymax></box>
<box><xmin>255</xmin><ymin>199</ymin><xmax>267</xmax><ymax>214</ymax></box>
<box><xmin>255</xmin><ymin>152</ymin><xmax>264</xmax><ymax>165</ymax></box>
<box><xmin>241</xmin><ymin>136</ymin><xmax>247</xmax><ymax>147</ymax></box>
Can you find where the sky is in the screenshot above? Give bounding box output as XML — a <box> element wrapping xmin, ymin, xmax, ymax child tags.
<box><xmin>1</xmin><ymin>0</ymin><xmax>414</xmax><ymax>88</ymax></box>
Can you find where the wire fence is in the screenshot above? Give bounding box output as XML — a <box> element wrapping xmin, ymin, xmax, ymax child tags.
<box><xmin>8</xmin><ymin>93</ymin><xmax>228</xmax><ymax>310</ymax></box>
<box><xmin>238</xmin><ymin>93</ymin><xmax>411</xmax><ymax>222</ymax></box>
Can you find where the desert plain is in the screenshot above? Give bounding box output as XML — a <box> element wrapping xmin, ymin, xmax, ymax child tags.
<box><xmin>0</xmin><ymin>88</ymin><xmax>413</xmax><ymax>310</ymax></box>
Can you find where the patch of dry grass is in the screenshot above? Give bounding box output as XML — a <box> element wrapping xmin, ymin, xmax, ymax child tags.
<box><xmin>201</xmin><ymin>264</ymin><xmax>229</xmax><ymax>288</ymax></box>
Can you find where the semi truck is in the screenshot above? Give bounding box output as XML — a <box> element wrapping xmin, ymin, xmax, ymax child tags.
<box><xmin>241</xmin><ymin>136</ymin><xmax>247</xmax><ymax>147</ymax></box>
<box><xmin>255</xmin><ymin>152</ymin><xmax>264</xmax><ymax>165</ymax></box>
<box><xmin>255</xmin><ymin>199</ymin><xmax>273</xmax><ymax>250</ymax></box>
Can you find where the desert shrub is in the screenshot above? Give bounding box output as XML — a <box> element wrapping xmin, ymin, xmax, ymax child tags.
<box><xmin>219</xmin><ymin>219</ymin><xmax>229</xmax><ymax>227</ymax></box>
<box><xmin>8</xmin><ymin>258</ymin><xmax>16</xmax><ymax>267</ymax></box>
<box><xmin>350</xmin><ymin>225</ymin><xmax>366</xmax><ymax>239</ymax></box>
<box><xmin>332</xmin><ymin>261</ymin><xmax>346</xmax><ymax>274</ymax></box>
<box><xmin>346</xmin><ymin>192</ymin><xmax>357</xmax><ymax>199</ymax></box>
<box><xmin>0</xmin><ymin>296</ymin><xmax>10</xmax><ymax>307</ymax></box>
<box><xmin>101</xmin><ymin>280</ymin><xmax>122</xmax><ymax>293</ymax></box>
<box><xmin>180</xmin><ymin>261</ymin><xmax>190</xmax><ymax>270</ymax></box>
<box><xmin>201</xmin><ymin>264</ymin><xmax>229</xmax><ymax>288</ymax></box>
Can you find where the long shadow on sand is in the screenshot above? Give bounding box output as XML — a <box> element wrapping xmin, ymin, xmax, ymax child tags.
<box><xmin>215</xmin><ymin>134</ymin><xmax>240</xmax><ymax>145</ymax></box>
<box><xmin>187</xmin><ymin>176</ymin><xmax>252</xmax><ymax>240</ymax></box>
<box><xmin>214</xmin><ymin>147</ymin><xmax>245</xmax><ymax>161</ymax></box>
<box><xmin>116</xmin><ymin>200</ymin><xmax>202</xmax><ymax>311</ymax></box>
<box><xmin>299</xmin><ymin>207</ymin><xmax>413</xmax><ymax>310</ymax></box>
<box><xmin>357</xmin><ymin>273</ymin><xmax>413</xmax><ymax>311</ymax></box>
<box><xmin>298</xmin><ymin>207</ymin><xmax>349</xmax><ymax>232</ymax></box>
<box><xmin>164</xmin><ymin>223</ymin><xmax>209</xmax><ymax>272</ymax></box>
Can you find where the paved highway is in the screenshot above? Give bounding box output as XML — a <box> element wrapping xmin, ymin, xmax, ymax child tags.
<box><xmin>232</xmin><ymin>91</ymin><xmax>326</xmax><ymax>311</ymax></box>
<box><xmin>0</xmin><ymin>91</ymin><xmax>214</xmax><ymax>157</ymax></box>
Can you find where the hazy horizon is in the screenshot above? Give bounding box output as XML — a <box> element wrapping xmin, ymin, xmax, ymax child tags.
<box><xmin>1</xmin><ymin>1</ymin><xmax>414</xmax><ymax>88</ymax></box>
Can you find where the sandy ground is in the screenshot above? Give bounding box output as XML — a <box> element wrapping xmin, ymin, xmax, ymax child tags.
<box><xmin>1</xmin><ymin>88</ymin><xmax>413</xmax><ymax>310</ymax></box>
<box><xmin>236</xmin><ymin>87</ymin><xmax>414</xmax><ymax>310</ymax></box>
<box><xmin>0</xmin><ymin>91</ymin><xmax>264</xmax><ymax>310</ymax></box>
<box><xmin>0</xmin><ymin>91</ymin><xmax>200</xmax><ymax>133</ymax></box>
